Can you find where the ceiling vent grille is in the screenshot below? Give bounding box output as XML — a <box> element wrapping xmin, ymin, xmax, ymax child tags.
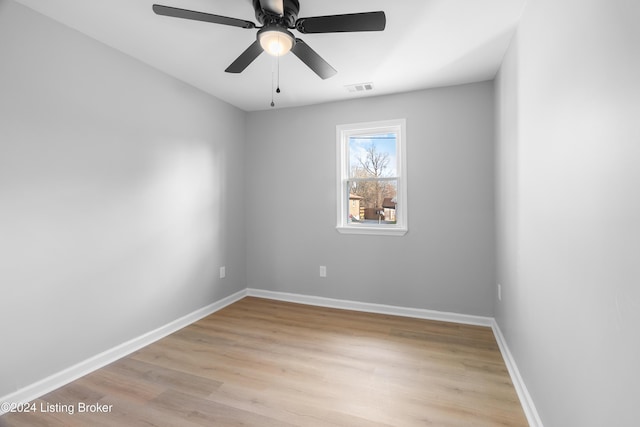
<box><xmin>345</xmin><ymin>82</ymin><xmax>374</xmax><ymax>93</ymax></box>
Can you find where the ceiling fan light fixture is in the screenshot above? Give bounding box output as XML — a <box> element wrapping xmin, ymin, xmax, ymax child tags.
<box><xmin>258</xmin><ymin>26</ymin><xmax>295</xmax><ymax>56</ymax></box>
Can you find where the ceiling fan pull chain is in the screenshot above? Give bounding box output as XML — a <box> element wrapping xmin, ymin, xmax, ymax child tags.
<box><xmin>276</xmin><ymin>53</ymin><xmax>281</xmax><ymax>94</ymax></box>
<box><xmin>270</xmin><ymin>60</ymin><xmax>276</xmax><ymax>107</ymax></box>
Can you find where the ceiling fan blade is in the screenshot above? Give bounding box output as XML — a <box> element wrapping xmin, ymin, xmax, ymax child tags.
<box><xmin>291</xmin><ymin>39</ymin><xmax>337</xmax><ymax>80</ymax></box>
<box><xmin>153</xmin><ymin>4</ymin><xmax>256</xmax><ymax>29</ymax></box>
<box><xmin>225</xmin><ymin>40</ymin><xmax>264</xmax><ymax>73</ymax></box>
<box><xmin>259</xmin><ymin>0</ymin><xmax>284</xmax><ymax>16</ymax></box>
<box><xmin>296</xmin><ymin>11</ymin><xmax>386</xmax><ymax>34</ymax></box>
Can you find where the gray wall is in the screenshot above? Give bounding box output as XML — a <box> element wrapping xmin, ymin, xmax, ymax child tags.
<box><xmin>0</xmin><ymin>0</ymin><xmax>246</xmax><ymax>397</ymax></box>
<box><xmin>495</xmin><ymin>0</ymin><xmax>640</xmax><ymax>425</ymax></box>
<box><xmin>246</xmin><ymin>83</ymin><xmax>496</xmax><ymax>316</ymax></box>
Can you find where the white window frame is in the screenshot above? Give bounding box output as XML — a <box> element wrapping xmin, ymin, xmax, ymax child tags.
<box><xmin>336</xmin><ymin>119</ymin><xmax>407</xmax><ymax>236</ymax></box>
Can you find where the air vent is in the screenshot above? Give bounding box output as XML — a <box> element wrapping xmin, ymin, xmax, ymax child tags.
<box><xmin>345</xmin><ymin>82</ymin><xmax>374</xmax><ymax>93</ymax></box>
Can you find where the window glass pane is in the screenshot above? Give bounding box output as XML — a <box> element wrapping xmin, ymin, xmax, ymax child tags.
<box><xmin>346</xmin><ymin>179</ymin><xmax>398</xmax><ymax>225</ymax></box>
<box><xmin>348</xmin><ymin>133</ymin><xmax>397</xmax><ymax>178</ymax></box>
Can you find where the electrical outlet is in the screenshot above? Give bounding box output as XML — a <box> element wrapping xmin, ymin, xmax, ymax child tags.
<box><xmin>220</xmin><ymin>266</ymin><xmax>226</xmax><ymax>279</ymax></box>
<box><xmin>498</xmin><ymin>283</ymin><xmax>502</xmax><ymax>301</ymax></box>
<box><xmin>319</xmin><ymin>266</ymin><xmax>327</xmax><ymax>278</ymax></box>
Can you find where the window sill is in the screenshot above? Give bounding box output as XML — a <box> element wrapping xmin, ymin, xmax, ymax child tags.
<box><xmin>336</xmin><ymin>226</ymin><xmax>408</xmax><ymax>236</ymax></box>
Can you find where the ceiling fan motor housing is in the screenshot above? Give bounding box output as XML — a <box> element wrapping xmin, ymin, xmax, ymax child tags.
<box><xmin>253</xmin><ymin>0</ymin><xmax>299</xmax><ymax>28</ymax></box>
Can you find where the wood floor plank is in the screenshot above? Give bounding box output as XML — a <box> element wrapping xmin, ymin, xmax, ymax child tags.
<box><xmin>103</xmin><ymin>358</ymin><xmax>223</xmax><ymax>398</ymax></box>
<box><xmin>1</xmin><ymin>297</ymin><xmax>528</xmax><ymax>426</ymax></box>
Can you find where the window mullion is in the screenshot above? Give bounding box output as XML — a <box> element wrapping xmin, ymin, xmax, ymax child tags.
<box><xmin>348</xmin><ymin>177</ymin><xmax>399</xmax><ymax>183</ymax></box>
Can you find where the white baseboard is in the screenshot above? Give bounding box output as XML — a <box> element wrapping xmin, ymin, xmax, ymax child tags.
<box><xmin>0</xmin><ymin>289</ymin><xmax>247</xmax><ymax>414</ymax></box>
<box><xmin>491</xmin><ymin>320</ymin><xmax>544</xmax><ymax>427</ymax></box>
<box><xmin>246</xmin><ymin>288</ymin><xmax>493</xmax><ymax>327</ymax></box>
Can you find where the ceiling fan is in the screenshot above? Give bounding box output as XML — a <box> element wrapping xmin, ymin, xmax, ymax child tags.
<box><xmin>152</xmin><ymin>0</ymin><xmax>386</xmax><ymax>80</ymax></box>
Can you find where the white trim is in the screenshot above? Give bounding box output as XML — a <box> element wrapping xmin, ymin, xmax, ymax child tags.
<box><xmin>492</xmin><ymin>320</ymin><xmax>545</xmax><ymax>427</ymax></box>
<box><xmin>0</xmin><ymin>289</ymin><xmax>247</xmax><ymax>414</ymax></box>
<box><xmin>246</xmin><ymin>288</ymin><xmax>492</xmax><ymax>327</ymax></box>
<box><xmin>336</xmin><ymin>225</ymin><xmax>408</xmax><ymax>236</ymax></box>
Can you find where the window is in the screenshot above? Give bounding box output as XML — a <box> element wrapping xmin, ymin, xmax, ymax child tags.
<box><xmin>336</xmin><ymin>119</ymin><xmax>407</xmax><ymax>236</ymax></box>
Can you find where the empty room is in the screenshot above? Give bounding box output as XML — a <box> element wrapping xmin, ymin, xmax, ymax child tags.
<box><xmin>1</xmin><ymin>0</ymin><xmax>637</xmax><ymax>426</ymax></box>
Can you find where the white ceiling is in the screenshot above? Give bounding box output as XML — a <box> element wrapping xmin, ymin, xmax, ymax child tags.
<box><xmin>14</xmin><ymin>0</ymin><xmax>526</xmax><ymax>112</ymax></box>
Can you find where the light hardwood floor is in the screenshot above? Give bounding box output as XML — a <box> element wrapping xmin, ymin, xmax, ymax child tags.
<box><xmin>1</xmin><ymin>297</ymin><xmax>528</xmax><ymax>426</ymax></box>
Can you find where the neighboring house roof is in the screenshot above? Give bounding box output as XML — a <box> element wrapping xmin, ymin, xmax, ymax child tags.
<box><xmin>382</xmin><ymin>198</ymin><xmax>396</xmax><ymax>209</ymax></box>
<box><xmin>349</xmin><ymin>194</ymin><xmax>364</xmax><ymax>200</ymax></box>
